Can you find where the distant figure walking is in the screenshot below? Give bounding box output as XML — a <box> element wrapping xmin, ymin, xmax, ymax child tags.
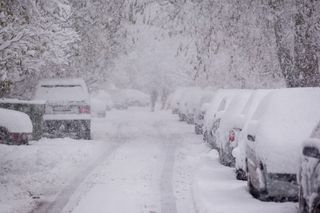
<box><xmin>150</xmin><ymin>89</ymin><xmax>158</xmax><ymax>112</ymax></box>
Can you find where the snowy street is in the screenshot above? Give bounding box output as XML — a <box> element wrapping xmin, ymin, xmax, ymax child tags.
<box><xmin>0</xmin><ymin>107</ymin><xmax>297</xmax><ymax>213</ymax></box>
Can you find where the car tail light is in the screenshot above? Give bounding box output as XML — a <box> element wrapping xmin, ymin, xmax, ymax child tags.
<box><xmin>229</xmin><ymin>130</ymin><xmax>235</xmax><ymax>142</ymax></box>
<box><xmin>79</xmin><ymin>105</ymin><xmax>90</xmax><ymax>114</ymax></box>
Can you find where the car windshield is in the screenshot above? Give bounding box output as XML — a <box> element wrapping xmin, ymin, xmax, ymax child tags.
<box><xmin>35</xmin><ymin>85</ymin><xmax>86</xmax><ymax>102</ymax></box>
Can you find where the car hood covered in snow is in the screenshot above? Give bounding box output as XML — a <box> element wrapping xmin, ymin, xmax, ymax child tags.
<box><xmin>0</xmin><ymin>108</ymin><xmax>33</xmax><ymax>133</ymax></box>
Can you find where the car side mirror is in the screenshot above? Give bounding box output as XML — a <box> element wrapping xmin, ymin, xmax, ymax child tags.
<box><xmin>303</xmin><ymin>146</ymin><xmax>320</xmax><ymax>159</ymax></box>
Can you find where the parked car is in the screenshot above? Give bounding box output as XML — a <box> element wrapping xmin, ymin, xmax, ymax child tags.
<box><xmin>108</xmin><ymin>89</ymin><xmax>129</xmax><ymax>110</ymax></box>
<box><xmin>91</xmin><ymin>96</ymin><xmax>107</xmax><ymax>117</ymax></box>
<box><xmin>299</xmin><ymin>121</ymin><xmax>320</xmax><ymax>213</ymax></box>
<box><xmin>34</xmin><ymin>78</ymin><xmax>91</xmax><ymax>140</ymax></box>
<box><xmin>203</xmin><ymin>89</ymin><xmax>239</xmax><ymax>149</ymax></box>
<box><xmin>232</xmin><ymin>90</ymin><xmax>271</xmax><ymax>180</ymax></box>
<box><xmin>124</xmin><ymin>89</ymin><xmax>150</xmax><ymax>107</ymax></box>
<box><xmin>183</xmin><ymin>88</ymin><xmax>204</xmax><ymax>124</ymax></box>
<box><xmin>194</xmin><ymin>90</ymin><xmax>215</xmax><ymax>134</ymax></box>
<box><xmin>167</xmin><ymin>87</ymin><xmax>188</xmax><ymax>114</ymax></box>
<box><xmin>0</xmin><ymin>108</ymin><xmax>33</xmax><ymax>145</ymax></box>
<box><xmin>91</xmin><ymin>90</ymin><xmax>114</xmax><ymax>117</ymax></box>
<box><xmin>0</xmin><ymin>99</ymin><xmax>45</xmax><ymax>140</ymax></box>
<box><xmin>216</xmin><ymin>90</ymin><xmax>252</xmax><ymax>167</ymax></box>
<box><xmin>245</xmin><ymin>88</ymin><xmax>320</xmax><ymax>201</ymax></box>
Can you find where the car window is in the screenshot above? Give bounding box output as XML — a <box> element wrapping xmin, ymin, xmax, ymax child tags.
<box><xmin>35</xmin><ymin>85</ymin><xmax>86</xmax><ymax>102</ymax></box>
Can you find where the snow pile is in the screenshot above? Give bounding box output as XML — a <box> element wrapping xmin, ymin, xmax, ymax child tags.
<box><xmin>192</xmin><ymin>150</ymin><xmax>297</xmax><ymax>213</ymax></box>
<box><xmin>0</xmin><ymin>108</ymin><xmax>32</xmax><ymax>133</ymax></box>
<box><xmin>0</xmin><ymin>138</ymin><xmax>109</xmax><ymax>213</ymax></box>
<box><xmin>251</xmin><ymin>88</ymin><xmax>320</xmax><ymax>173</ymax></box>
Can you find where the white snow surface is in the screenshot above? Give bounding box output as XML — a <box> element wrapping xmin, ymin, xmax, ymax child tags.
<box><xmin>0</xmin><ymin>107</ymin><xmax>297</xmax><ymax>213</ymax></box>
<box><xmin>0</xmin><ymin>108</ymin><xmax>33</xmax><ymax>132</ymax></box>
<box><xmin>193</xmin><ymin>150</ymin><xmax>297</xmax><ymax>213</ymax></box>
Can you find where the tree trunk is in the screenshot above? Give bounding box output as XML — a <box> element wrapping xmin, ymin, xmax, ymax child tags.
<box><xmin>294</xmin><ymin>0</ymin><xmax>320</xmax><ymax>87</ymax></box>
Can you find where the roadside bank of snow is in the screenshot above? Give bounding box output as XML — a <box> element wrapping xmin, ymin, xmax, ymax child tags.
<box><xmin>192</xmin><ymin>150</ymin><xmax>298</xmax><ymax>213</ymax></box>
<box><xmin>0</xmin><ymin>138</ymin><xmax>110</xmax><ymax>213</ymax></box>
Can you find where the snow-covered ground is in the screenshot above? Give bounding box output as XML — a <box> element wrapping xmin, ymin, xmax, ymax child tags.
<box><xmin>0</xmin><ymin>107</ymin><xmax>297</xmax><ymax>213</ymax></box>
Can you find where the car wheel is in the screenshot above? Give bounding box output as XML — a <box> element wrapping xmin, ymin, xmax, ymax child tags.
<box><xmin>236</xmin><ymin>168</ymin><xmax>247</xmax><ymax>181</ymax></box>
<box><xmin>0</xmin><ymin>127</ymin><xmax>9</xmax><ymax>144</ymax></box>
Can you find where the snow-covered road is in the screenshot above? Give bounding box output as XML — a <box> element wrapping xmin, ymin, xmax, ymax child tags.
<box><xmin>0</xmin><ymin>107</ymin><xmax>298</xmax><ymax>213</ymax></box>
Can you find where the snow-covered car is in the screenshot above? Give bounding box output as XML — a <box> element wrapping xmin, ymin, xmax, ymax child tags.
<box><xmin>183</xmin><ymin>88</ymin><xmax>204</xmax><ymax>124</ymax></box>
<box><xmin>176</xmin><ymin>87</ymin><xmax>201</xmax><ymax>122</ymax></box>
<box><xmin>194</xmin><ymin>90</ymin><xmax>215</xmax><ymax>134</ymax></box>
<box><xmin>34</xmin><ymin>78</ymin><xmax>91</xmax><ymax>139</ymax></box>
<box><xmin>0</xmin><ymin>108</ymin><xmax>33</xmax><ymax>145</ymax></box>
<box><xmin>232</xmin><ymin>90</ymin><xmax>271</xmax><ymax>180</ymax></box>
<box><xmin>91</xmin><ymin>96</ymin><xmax>107</xmax><ymax>117</ymax></box>
<box><xmin>216</xmin><ymin>90</ymin><xmax>252</xmax><ymax>167</ymax></box>
<box><xmin>299</xmin><ymin>121</ymin><xmax>320</xmax><ymax>213</ymax></box>
<box><xmin>245</xmin><ymin>88</ymin><xmax>320</xmax><ymax>201</ymax></box>
<box><xmin>124</xmin><ymin>89</ymin><xmax>150</xmax><ymax>107</ymax></box>
<box><xmin>167</xmin><ymin>87</ymin><xmax>188</xmax><ymax>114</ymax></box>
<box><xmin>108</xmin><ymin>89</ymin><xmax>129</xmax><ymax>110</ymax></box>
<box><xmin>203</xmin><ymin>89</ymin><xmax>239</xmax><ymax>149</ymax></box>
<box><xmin>91</xmin><ymin>90</ymin><xmax>114</xmax><ymax>117</ymax></box>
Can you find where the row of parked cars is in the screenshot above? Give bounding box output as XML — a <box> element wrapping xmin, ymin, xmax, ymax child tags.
<box><xmin>0</xmin><ymin>78</ymin><xmax>151</xmax><ymax>145</ymax></box>
<box><xmin>0</xmin><ymin>78</ymin><xmax>92</xmax><ymax>145</ymax></box>
<box><xmin>167</xmin><ymin>87</ymin><xmax>320</xmax><ymax>213</ymax></box>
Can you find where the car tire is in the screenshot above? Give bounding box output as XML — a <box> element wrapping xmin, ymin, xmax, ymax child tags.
<box><xmin>236</xmin><ymin>168</ymin><xmax>247</xmax><ymax>181</ymax></box>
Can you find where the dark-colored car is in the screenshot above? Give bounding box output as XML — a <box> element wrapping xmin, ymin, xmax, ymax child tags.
<box><xmin>0</xmin><ymin>108</ymin><xmax>33</xmax><ymax>145</ymax></box>
<box><xmin>34</xmin><ymin>78</ymin><xmax>91</xmax><ymax>140</ymax></box>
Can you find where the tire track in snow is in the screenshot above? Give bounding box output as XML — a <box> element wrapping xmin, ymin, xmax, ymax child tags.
<box><xmin>160</xmin><ymin>141</ymin><xmax>178</xmax><ymax>213</ymax></box>
<box><xmin>29</xmin><ymin>123</ymin><xmax>130</xmax><ymax>213</ymax></box>
<box><xmin>154</xmin><ymin>120</ymin><xmax>179</xmax><ymax>213</ymax></box>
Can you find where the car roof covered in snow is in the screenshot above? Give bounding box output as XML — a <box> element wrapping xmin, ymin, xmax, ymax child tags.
<box><xmin>0</xmin><ymin>108</ymin><xmax>33</xmax><ymax>133</ymax></box>
<box><xmin>0</xmin><ymin>98</ymin><xmax>46</xmax><ymax>105</ymax></box>
<box><xmin>250</xmin><ymin>88</ymin><xmax>320</xmax><ymax>174</ymax></box>
<box><xmin>34</xmin><ymin>78</ymin><xmax>89</xmax><ymax>103</ymax></box>
<box><xmin>203</xmin><ymin>89</ymin><xmax>242</xmax><ymax>130</ymax></box>
<box><xmin>37</xmin><ymin>78</ymin><xmax>87</xmax><ymax>87</ymax></box>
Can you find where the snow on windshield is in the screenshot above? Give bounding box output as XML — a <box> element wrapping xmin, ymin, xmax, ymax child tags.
<box><xmin>35</xmin><ymin>85</ymin><xmax>87</xmax><ymax>103</ymax></box>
